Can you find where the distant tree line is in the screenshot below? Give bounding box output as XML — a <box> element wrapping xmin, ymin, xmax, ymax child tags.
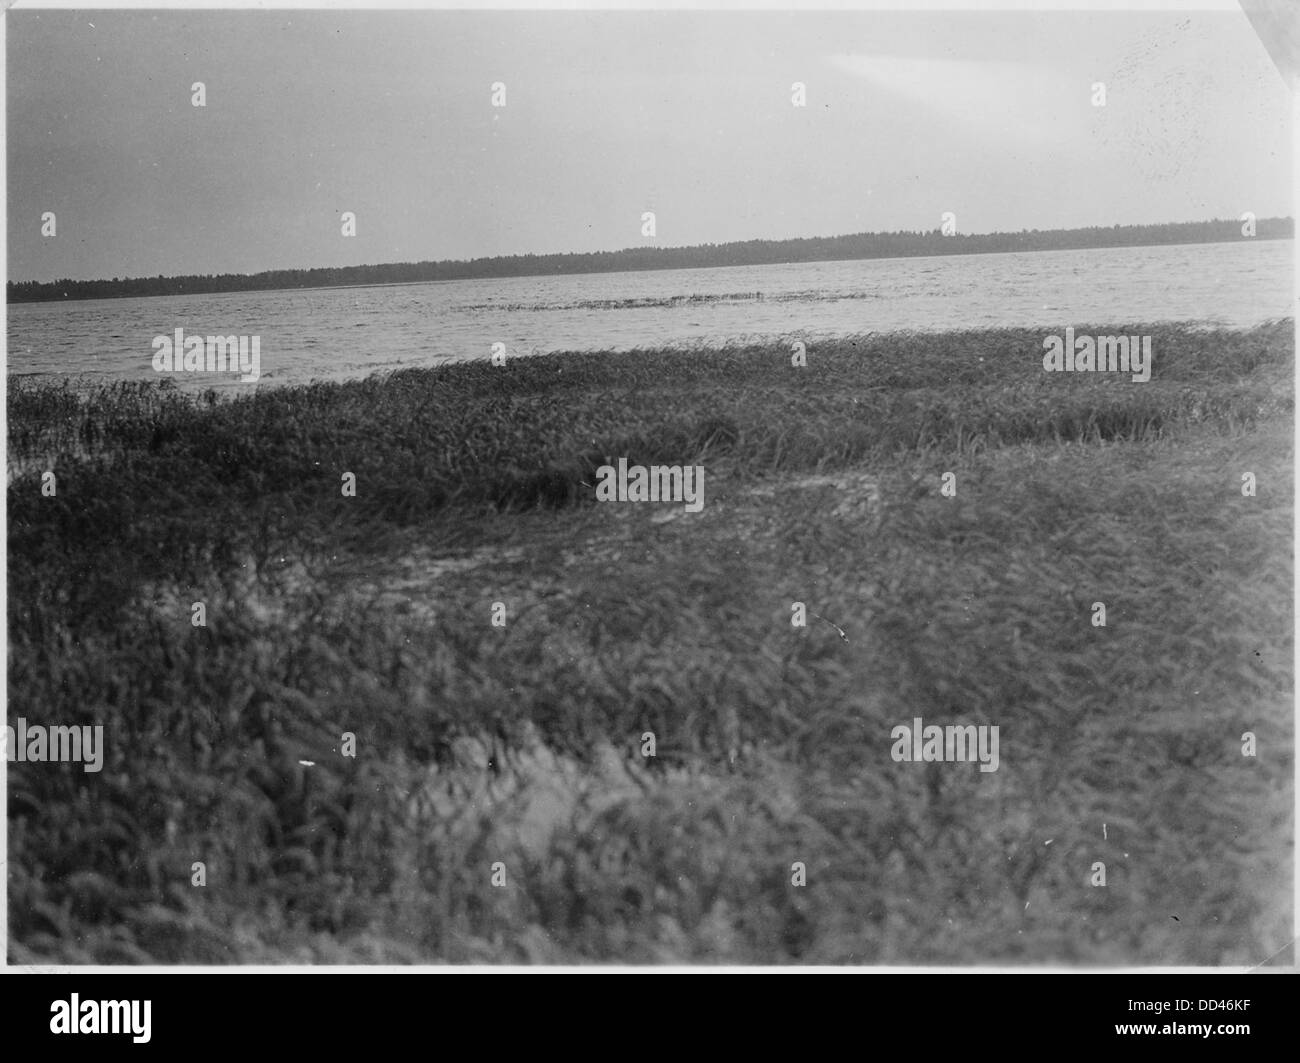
<box><xmin>8</xmin><ymin>217</ymin><xmax>1292</xmax><ymax>304</ymax></box>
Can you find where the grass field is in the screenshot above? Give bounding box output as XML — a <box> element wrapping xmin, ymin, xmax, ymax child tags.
<box><xmin>6</xmin><ymin>321</ymin><xmax>1293</xmax><ymax>964</ymax></box>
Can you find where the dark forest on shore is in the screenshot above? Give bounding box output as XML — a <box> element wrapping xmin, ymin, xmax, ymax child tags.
<box><xmin>9</xmin><ymin>216</ymin><xmax>1292</xmax><ymax>304</ymax></box>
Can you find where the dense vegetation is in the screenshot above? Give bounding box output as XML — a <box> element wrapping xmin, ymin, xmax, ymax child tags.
<box><xmin>7</xmin><ymin>321</ymin><xmax>1293</xmax><ymax>963</ymax></box>
<box><xmin>9</xmin><ymin>217</ymin><xmax>1292</xmax><ymax>303</ymax></box>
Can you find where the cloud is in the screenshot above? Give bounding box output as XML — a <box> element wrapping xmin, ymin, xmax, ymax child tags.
<box><xmin>826</xmin><ymin>53</ymin><xmax>1081</xmax><ymax>151</ymax></box>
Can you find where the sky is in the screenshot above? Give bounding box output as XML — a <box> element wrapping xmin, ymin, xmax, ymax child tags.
<box><xmin>5</xmin><ymin>5</ymin><xmax>1294</xmax><ymax>283</ymax></box>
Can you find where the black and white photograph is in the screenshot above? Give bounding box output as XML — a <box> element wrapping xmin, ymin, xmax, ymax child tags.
<box><xmin>3</xmin><ymin>0</ymin><xmax>1295</xmax><ymax>978</ymax></box>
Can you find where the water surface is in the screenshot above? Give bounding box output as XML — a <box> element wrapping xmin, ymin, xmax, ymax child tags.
<box><xmin>7</xmin><ymin>239</ymin><xmax>1292</xmax><ymax>392</ymax></box>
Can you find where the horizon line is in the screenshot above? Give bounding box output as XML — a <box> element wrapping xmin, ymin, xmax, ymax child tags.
<box><xmin>10</xmin><ymin>214</ymin><xmax>1292</xmax><ymax>292</ymax></box>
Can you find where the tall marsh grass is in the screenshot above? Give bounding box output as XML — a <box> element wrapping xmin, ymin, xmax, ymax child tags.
<box><xmin>7</xmin><ymin>322</ymin><xmax>1293</xmax><ymax>963</ymax></box>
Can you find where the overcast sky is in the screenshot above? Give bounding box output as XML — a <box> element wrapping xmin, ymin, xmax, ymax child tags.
<box><xmin>6</xmin><ymin>6</ymin><xmax>1293</xmax><ymax>283</ymax></box>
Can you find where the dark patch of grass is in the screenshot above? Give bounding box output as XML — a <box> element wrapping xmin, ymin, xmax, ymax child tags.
<box><xmin>7</xmin><ymin>322</ymin><xmax>1293</xmax><ymax>963</ymax></box>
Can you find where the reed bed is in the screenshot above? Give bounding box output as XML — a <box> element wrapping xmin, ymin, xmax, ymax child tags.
<box><xmin>7</xmin><ymin>321</ymin><xmax>1292</xmax><ymax>964</ymax></box>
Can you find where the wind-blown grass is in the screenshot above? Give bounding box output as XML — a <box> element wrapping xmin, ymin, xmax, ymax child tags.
<box><xmin>6</xmin><ymin>321</ymin><xmax>1293</xmax><ymax>964</ymax></box>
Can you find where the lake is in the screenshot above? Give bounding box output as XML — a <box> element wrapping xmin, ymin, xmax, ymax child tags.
<box><xmin>6</xmin><ymin>239</ymin><xmax>1293</xmax><ymax>393</ymax></box>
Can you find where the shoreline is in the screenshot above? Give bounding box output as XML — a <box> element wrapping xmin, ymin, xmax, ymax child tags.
<box><xmin>7</xmin><ymin>314</ymin><xmax>1292</xmax><ymax>398</ymax></box>
<box><xmin>11</xmin><ymin>227</ymin><xmax>1294</xmax><ymax>306</ymax></box>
